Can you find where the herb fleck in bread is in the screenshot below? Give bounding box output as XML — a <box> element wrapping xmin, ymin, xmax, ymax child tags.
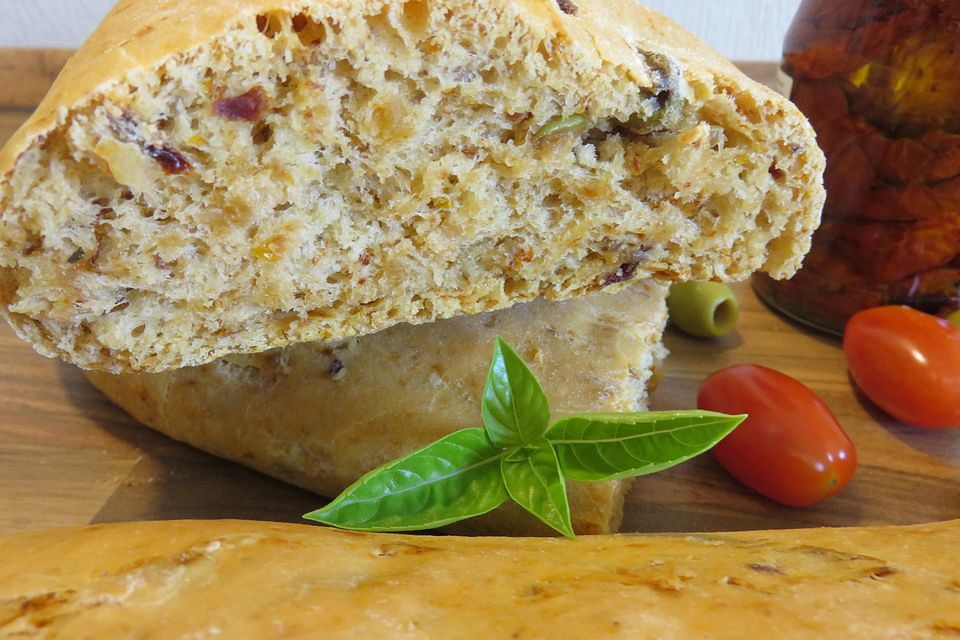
<box><xmin>86</xmin><ymin>282</ymin><xmax>670</xmax><ymax>536</ymax></box>
<box><xmin>1</xmin><ymin>519</ymin><xmax>957</xmax><ymax>638</ymax></box>
<box><xmin>0</xmin><ymin>0</ymin><xmax>824</xmax><ymax>372</ymax></box>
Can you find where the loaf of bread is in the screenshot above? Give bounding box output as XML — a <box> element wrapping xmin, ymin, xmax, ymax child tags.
<box><xmin>1</xmin><ymin>518</ymin><xmax>957</xmax><ymax>638</ymax></box>
<box><xmin>86</xmin><ymin>282</ymin><xmax>669</xmax><ymax>536</ymax></box>
<box><xmin>0</xmin><ymin>0</ymin><xmax>824</xmax><ymax>372</ymax></box>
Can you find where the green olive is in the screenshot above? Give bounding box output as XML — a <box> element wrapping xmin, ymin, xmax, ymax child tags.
<box><xmin>947</xmin><ymin>310</ymin><xmax>960</xmax><ymax>329</ymax></box>
<box><xmin>534</xmin><ymin>114</ymin><xmax>590</xmax><ymax>139</ymax></box>
<box><xmin>667</xmin><ymin>281</ymin><xmax>740</xmax><ymax>338</ymax></box>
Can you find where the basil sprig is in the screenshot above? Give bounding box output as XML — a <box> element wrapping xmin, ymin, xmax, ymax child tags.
<box><xmin>305</xmin><ymin>338</ymin><xmax>745</xmax><ymax>537</ymax></box>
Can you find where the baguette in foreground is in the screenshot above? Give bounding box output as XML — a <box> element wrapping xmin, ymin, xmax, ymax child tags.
<box><xmin>0</xmin><ymin>0</ymin><xmax>824</xmax><ymax>372</ymax></box>
<box><xmin>86</xmin><ymin>282</ymin><xmax>669</xmax><ymax>536</ymax></box>
<box><xmin>1</xmin><ymin>518</ymin><xmax>958</xmax><ymax>638</ymax></box>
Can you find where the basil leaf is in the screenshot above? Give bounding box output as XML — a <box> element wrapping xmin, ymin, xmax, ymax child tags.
<box><xmin>500</xmin><ymin>440</ymin><xmax>574</xmax><ymax>538</ymax></box>
<box><xmin>547</xmin><ymin>411</ymin><xmax>746</xmax><ymax>482</ymax></box>
<box><xmin>303</xmin><ymin>428</ymin><xmax>509</xmax><ymax>531</ymax></box>
<box><xmin>482</xmin><ymin>337</ymin><xmax>551</xmax><ymax>448</ymax></box>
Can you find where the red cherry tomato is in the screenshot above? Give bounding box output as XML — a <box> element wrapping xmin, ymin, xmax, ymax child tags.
<box><xmin>844</xmin><ymin>306</ymin><xmax>960</xmax><ymax>429</ymax></box>
<box><xmin>698</xmin><ymin>365</ymin><xmax>857</xmax><ymax>507</ymax></box>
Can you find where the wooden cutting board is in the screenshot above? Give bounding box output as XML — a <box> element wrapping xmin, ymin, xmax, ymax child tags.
<box><xmin>0</xmin><ymin>54</ymin><xmax>957</xmax><ymax>537</ymax></box>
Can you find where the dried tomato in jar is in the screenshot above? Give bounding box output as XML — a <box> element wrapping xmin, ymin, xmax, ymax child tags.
<box><xmin>754</xmin><ymin>0</ymin><xmax>960</xmax><ymax>334</ymax></box>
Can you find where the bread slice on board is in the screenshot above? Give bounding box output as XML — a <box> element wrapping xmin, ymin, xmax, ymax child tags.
<box><xmin>86</xmin><ymin>281</ymin><xmax>669</xmax><ymax>536</ymax></box>
<box><xmin>1</xmin><ymin>518</ymin><xmax>957</xmax><ymax>638</ymax></box>
<box><xmin>0</xmin><ymin>0</ymin><xmax>824</xmax><ymax>373</ymax></box>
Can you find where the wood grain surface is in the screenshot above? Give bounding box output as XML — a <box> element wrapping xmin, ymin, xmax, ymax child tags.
<box><xmin>0</xmin><ymin>49</ymin><xmax>74</xmax><ymax>109</ymax></box>
<box><xmin>0</xmin><ymin>57</ymin><xmax>957</xmax><ymax>537</ymax></box>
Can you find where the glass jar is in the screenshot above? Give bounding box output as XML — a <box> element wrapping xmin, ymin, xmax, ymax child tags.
<box><xmin>754</xmin><ymin>0</ymin><xmax>960</xmax><ymax>334</ymax></box>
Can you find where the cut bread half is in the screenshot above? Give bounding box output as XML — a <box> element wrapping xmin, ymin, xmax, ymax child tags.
<box><xmin>86</xmin><ymin>281</ymin><xmax>670</xmax><ymax>536</ymax></box>
<box><xmin>0</xmin><ymin>0</ymin><xmax>824</xmax><ymax>372</ymax></box>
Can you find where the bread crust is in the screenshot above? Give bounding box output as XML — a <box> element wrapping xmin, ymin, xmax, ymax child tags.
<box><xmin>86</xmin><ymin>283</ymin><xmax>669</xmax><ymax>536</ymax></box>
<box><xmin>1</xmin><ymin>518</ymin><xmax>957</xmax><ymax>638</ymax></box>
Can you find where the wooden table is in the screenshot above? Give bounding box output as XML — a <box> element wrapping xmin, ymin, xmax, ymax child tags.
<box><xmin>1</xmin><ymin>56</ymin><xmax>958</xmax><ymax>537</ymax></box>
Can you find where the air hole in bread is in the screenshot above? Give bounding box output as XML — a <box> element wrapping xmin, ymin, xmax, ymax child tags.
<box><xmin>256</xmin><ymin>13</ymin><xmax>284</xmax><ymax>39</ymax></box>
<box><xmin>291</xmin><ymin>13</ymin><xmax>327</xmax><ymax>46</ymax></box>
<box><xmin>401</xmin><ymin>0</ymin><xmax>431</xmax><ymax>38</ymax></box>
<box><xmin>252</xmin><ymin>123</ymin><xmax>273</xmax><ymax>146</ymax></box>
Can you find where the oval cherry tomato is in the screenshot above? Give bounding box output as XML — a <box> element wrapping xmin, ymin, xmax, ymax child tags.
<box><xmin>698</xmin><ymin>365</ymin><xmax>857</xmax><ymax>507</ymax></box>
<box><xmin>844</xmin><ymin>306</ymin><xmax>960</xmax><ymax>429</ymax></box>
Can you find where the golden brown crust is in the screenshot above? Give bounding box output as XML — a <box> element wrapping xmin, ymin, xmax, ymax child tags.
<box><xmin>85</xmin><ymin>283</ymin><xmax>670</xmax><ymax>536</ymax></box>
<box><xmin>1</xmin><ymin>518</ymin><xmax>958</xmax><ymax>638</ymax></box>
